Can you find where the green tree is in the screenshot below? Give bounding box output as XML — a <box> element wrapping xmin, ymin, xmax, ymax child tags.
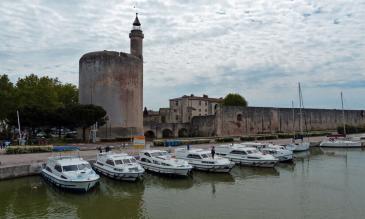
<box><xmin>67</xmin><ymin>104</ymin><xmax>107</xmax><ymax>141</ymax></box>
<box><xmin>55</xmin><ymin>83</ymin><xmax>78</xmax><ymax>106</ymax></box>
<box><xmin>14</xmin><ymin>74</ymin><xmax>61</xmax><ymax>111</ymax></box>
<box><xmin>223</xmin><ymin>93</ymin><xmax>248</xmax><ymax>107</ymax></box>
<box><xmin>0</xmin><ymin>75</ymin><xmax>15</xmax><ymax>122</ymax></box>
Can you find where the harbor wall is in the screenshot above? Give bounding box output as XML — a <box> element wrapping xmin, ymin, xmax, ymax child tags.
<box><xmin>215</xmin><ymin>106</ymin><xmax>365</xmax><ymax>136</ymax></box>
<box><xmin>0</xmin><ymin>163</ymin><xmax>43</xmax><ymax>180</ymax></box>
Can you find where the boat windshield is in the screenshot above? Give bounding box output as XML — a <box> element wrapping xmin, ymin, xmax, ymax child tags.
<box><xmin>201</xmin><ymin>153</ymin><xmax>212</xmax><ymax>158</ymax></box>
<box><xmin>123</xmin><ymin>159</ymin><xmax>131</xmax><ymax>164</ymax></box>
<box><xmin>130</xmin><ymin>158</ymin><xmax>137</xmax><ymax>163</ymax></box>
<box><xmin>247</xmin><ymin>150</ymin><xmax>258</xmax><ymax>154</ymax></box>
<box><xmin>62</xmin><ymin>165</ymin><xmax>78</xmax><ymax>172</ymax></box>
<box><xmin>114</xmin><ymin>160</ymin><xmax>123</xmax><ymax>165</ymax></box>
<box><xmin>77</xmin><ymin>163</ymin><xmax>91</xmax><ymax>170</ymax></box>
<box><xmin>151</xmin><ymin>152</ymin><xmax>168</xmax><ymax>157</ymax></box>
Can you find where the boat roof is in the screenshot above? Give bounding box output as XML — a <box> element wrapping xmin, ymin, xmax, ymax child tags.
<box><xmin>240</xmin><ymin>142</ymin><xmax>267</xmax><ymax>146</ymax></box>
<box><xmin>185</xmin><ymin>148</ymin><xmax>210</xmax><ymax>154</ymax></box>
<box><xmin>48</xmin><ymin>156</ymin><xmax>87</xmax><ymax>166</ymax></box>
<box><xmin>140</xmin><ymin>149</ymin><xmax>167</xmax><ymax>153</ymax></box>
<box><xmin>232</xmin><ymin>146</ymin><xmax>257</xmax><ymax>151</ymax></box>
<box><xmin>99</xmin><ymin>152</ymin><xmax>132</xmax><ymax>159</ymax></box>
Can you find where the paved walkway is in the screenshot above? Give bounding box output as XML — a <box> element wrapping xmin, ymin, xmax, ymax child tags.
<box><xmin>0</xmin><ymin>136</ymin><xmax>327</xmax><ymax>167</ymax></box>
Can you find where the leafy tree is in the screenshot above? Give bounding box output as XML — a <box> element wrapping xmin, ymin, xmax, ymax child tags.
<box><xmin>0</xmin><ymin>75</ymin><xmax>15</xmax><ymax>122</ymax></box>
<box><xmin>14</xmin><ymin>74</ymin><xmax>61</xmax><ymax>111</ymax></box>
<box><xmin>223</xmin><ymin>93</ymin><xmax>248</xmax><ymax>107</ymax></box>
<box><xmin>55</xmin><ymin>83</ymin><xmax>78</xmax><ymax>106</ymax></box>
<box><xmin>14</xmin><ymin>74</ymin><xmax>79</xmax><ymax>111</ymax></box>
<box><xmin>67</xmin><ymin>104</ymin><xmax>107</xmax><ymax>141</ymax></box>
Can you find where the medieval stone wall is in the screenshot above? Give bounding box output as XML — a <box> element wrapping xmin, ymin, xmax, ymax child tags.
<box><xmin>215</xmin><ymin>106</ymin><xmax>365</xmax><ymax>136</ymax></box>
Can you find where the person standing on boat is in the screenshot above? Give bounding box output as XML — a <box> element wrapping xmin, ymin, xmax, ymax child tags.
<box><xmin>187</xmin><ymin>144</ymin><xmax>190</xmax><ymax>150</ymax></box>
<box><xmin>211</xmin><ymin>146</ymin><xmax>216</xmax><ymax>159</ymax></box>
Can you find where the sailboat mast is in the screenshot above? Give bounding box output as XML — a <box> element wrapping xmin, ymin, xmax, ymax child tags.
<box><xmin>17</xmin><ymin>110</ymin><xmax>22</xmax><ymax>145</ymax></box>
<box><xmin>298</xmin><ymin>83</ymin><xmax>303</xmax><ymax>135</ymax></box>
<box><xmin>341</xmin><ymin>91</ymin><xmax>346</xmax><ymax>135</ymax></box>
<box><xmin>292</xmin><ymin>100</ymin><xmax>295</xmax><ymax>135</ymax></box>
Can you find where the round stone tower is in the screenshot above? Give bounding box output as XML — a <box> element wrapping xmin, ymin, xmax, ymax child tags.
<box><xmin>79</xmin><ymin>14</ymin><xmax>144</xmax><ymax>138</ymax></box>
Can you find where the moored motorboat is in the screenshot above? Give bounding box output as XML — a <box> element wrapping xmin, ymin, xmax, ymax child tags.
<box><xmin>42</xmin><ymin>156</ymin><xmax>99</xmax><ymax>192</ymax></box>
<box><xmin>93</xmin><ymin>152</ymin><xmax>144</xmax><ymax>181</ymax></box>
<box><xmin>285</xmin><ymin>141</ymin><xmax>310</xmax><ymax>152</ymax></box>
<box><xmin>175</xmin><ymin>148</ymin><xmax>235</xmax><ymax>172</ymax></box>
<box><xmin>261</xmin><ymin>144</ymin><xmax>294</xmax><ymax>162</ymax></box>
<box><xmin>319</xmin><ymin>137</ymin><xmax>362</xmax><ymax>148</ymax></box>
<box><xmin>137</xmin><ymin>150</ymin><xmax>192</xmax><ymax>176</ymax></box>
<box><xmin>239</xmin><ymin>142</ymin><xmax>294</xmax><ymax>162</ymax></box>
<box><xmin>215</xmin><ymin>144</ymin><xmax>278</xmax><ymax>167</ymax></box>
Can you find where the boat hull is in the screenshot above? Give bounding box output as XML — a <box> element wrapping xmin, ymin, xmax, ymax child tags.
<box><xmin>319</xmin><ymin>141</ymin><xmax>362</xmax><ymax>148</ymax></box>
<box><xmin>286</xmin><ymin>142</ymin><xmax>310</xmax><ymax>152</ymax></box>
<box><xmin>93</xmin><ymin>164</ymin><xmax>144</xmax><ymax>181</ymax></box>
<box><xmin>41</xmin><ymin>170</ymin><xmax>99</xmax><ymax>192</ymax></box>
<box><xmin>229</xmin><ymin>157</ymin><xmax>278</xmax><ymax>168</ymax></box>
<box><xmin>276</xmin><ymin>155</ymin><xmax>294</xmax><ymax>162</ymax></box>
<box><xmin>190</xmin><ymin>163</ymin><xmax>234</xmax><ymax>173</ymax></box>
<box><xmin>138</xmin><ymin>162</ymin><xmax>191</xmax><ymax>176</ymax></box>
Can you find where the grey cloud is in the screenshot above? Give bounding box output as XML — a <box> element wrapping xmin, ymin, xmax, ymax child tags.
<box><xmin>0</xmin><ymin>0</ymin><xmax>364</xmax><ymax>110</ymax></box>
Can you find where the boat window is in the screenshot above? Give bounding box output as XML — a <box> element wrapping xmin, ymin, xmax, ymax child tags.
<box><xmin>187</xmin><ymin>154</ymin><xmax>201</xmax><ymax>159</ymax></box>
<box><xmin>153</xmin><ymin>160</ymin><xmax>160</xmax><ymax>165</ymax></box>
<box><xmin>144</xmin><ymin>153</ymin><xmax>151</xmax><ymax>157</ymax></box>
<box><xmin>130</xmin><ymin>158</ymin><xmax>137</xmax><ymax>163</ymax></box>
<box><xmin>114</xmin><ymin>160</ymin><xmax>123</xmax><ymax>165</ymax></box>
<box><xmin>54</xmin><ymin>165</ymin><xmax>62</xmax><ymax>172</ymax></box>
<box><xmin>151</xmin><ymin>152</ymin><xmax>168</xmax><ymax>157</ymax></box>
<box><xmin>202</xmin><ymin>161</ymin><xmax>215</xmax><ymax>164</ymax></box>
<box><xmin>161</xmin><ymin>163</ymin><xmax>171</xmax><ymax>166</ymax></box>
<box><xmin>106</xmin><ymin>159</ymin><xmax>115</xmax><ymax>166</ymax></box>
<box><xmin>46</xmin><ymin>166</ymin><xmax>52</xmax><ymax>173</ymax></box>
<box><xmin>62</xmin><ymin>165</ymin><xmax>78</xmax><ymax>172</ymax></box>
<box><xmin>123</xmin><ymin>159</ymin><xmax>131</xmax><ymax>164</ymax></box>
<box><xmin>141</xmin><ymin>158</ymin><xmax>151</xmax><ymax>163</ymax></box>
<box><xmin>231</xmin><ymin>150</ymin><xmax>246</xmax><ymax>155</ymax></box>
<box><xmin>78</xmin><ymin>163</ymin><xmax>91</xmax><ymax>170</ymax></box>
<box><xmin>201</xmin><ymin>154</ymin><xmax>209</xmax><ymax>158</ymax></box>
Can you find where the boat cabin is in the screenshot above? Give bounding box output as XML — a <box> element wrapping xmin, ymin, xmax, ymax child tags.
<box><xmin>96</xmin><ymin>152</ymin><xmax>137</xmax><ymax>167</ymax></box>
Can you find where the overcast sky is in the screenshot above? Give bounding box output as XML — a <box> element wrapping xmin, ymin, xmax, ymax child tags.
<box><xmin>1</xmin><ymin>0</ymin><xmax>364</xmax><ymax>110</ymax></box>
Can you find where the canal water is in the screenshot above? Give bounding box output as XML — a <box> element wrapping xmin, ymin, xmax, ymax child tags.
<box><xmin>1</xmin><ymin>148</ymin><xmax>365</xmax><ymax>219</ymax></box>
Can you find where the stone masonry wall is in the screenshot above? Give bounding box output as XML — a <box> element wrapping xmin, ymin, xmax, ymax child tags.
<box><xmin>215</xmin><ymin>106</ymin><xmax>365</xmax><ymax>136</ymax></box>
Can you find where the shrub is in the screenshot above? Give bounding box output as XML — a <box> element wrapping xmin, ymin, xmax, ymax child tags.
<box><xmin>6</xmin><ymin>146</ymin><xmax>53</xmax><ymax>154</ymax></box>
<box><xmin>215</xmin><ymin>137</ymin><xmax>234</xmax><ymax>143</ymax></box>
<box><xmin>240</xmin><ymin>136</ymin><xmax>256</xmax><ymax>141</ymax></box>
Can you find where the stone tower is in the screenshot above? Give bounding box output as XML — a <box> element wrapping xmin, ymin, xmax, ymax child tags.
<box><xmin>129</xmin><ymin>13</ymin><xmax>144</xmax><ymax>59</ymax></box>
<box><xmin>79</xmin><ymin>14</ymin><xmax>144</xmax><ymax>139</ymax></box>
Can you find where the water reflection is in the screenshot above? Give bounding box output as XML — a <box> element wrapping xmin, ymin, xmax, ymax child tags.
<box><xmin>231</xmin><ymin>166</ymin><xmax>280</xmax><ymax>180</ymax></box>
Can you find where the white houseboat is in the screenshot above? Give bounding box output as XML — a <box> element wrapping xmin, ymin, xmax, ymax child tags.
<box><xmin>285</xmin><ymin>141</ymin><xmax>310</xmax><ymax>152</ymax></box>
<box><xmin>42</xmin><ymin>156</ymin><xmax>100</xmax><ymax>192</ymax></box>
<box><xmin>215</xmin><ymin>145</ymin><xmax>278</xmax><ymax>167</ymax></box>
<box><xmin>174</xmin><ymin>148</ymin><xmax>235</xmax><ymax>172</ymax></box>
<box><xmin>93</xmin><ymin>152</ymin><xmax>144</xmax><ymax>181</ymax></box>
<box><xmin>240</xmin><ymin>142</ymin><xmax>294</xmax><ymax>162</ymax></box>
<box><xmin>138</xmin><ymin>150</ymin><xmax>192</xmax><ymax>176</ymax></box>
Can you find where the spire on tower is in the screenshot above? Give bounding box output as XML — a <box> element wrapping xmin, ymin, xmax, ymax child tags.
<box><xmin>133</xmin><ymin>13</ymin><xmax>141</xmax><ymax>26</ymax></box>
